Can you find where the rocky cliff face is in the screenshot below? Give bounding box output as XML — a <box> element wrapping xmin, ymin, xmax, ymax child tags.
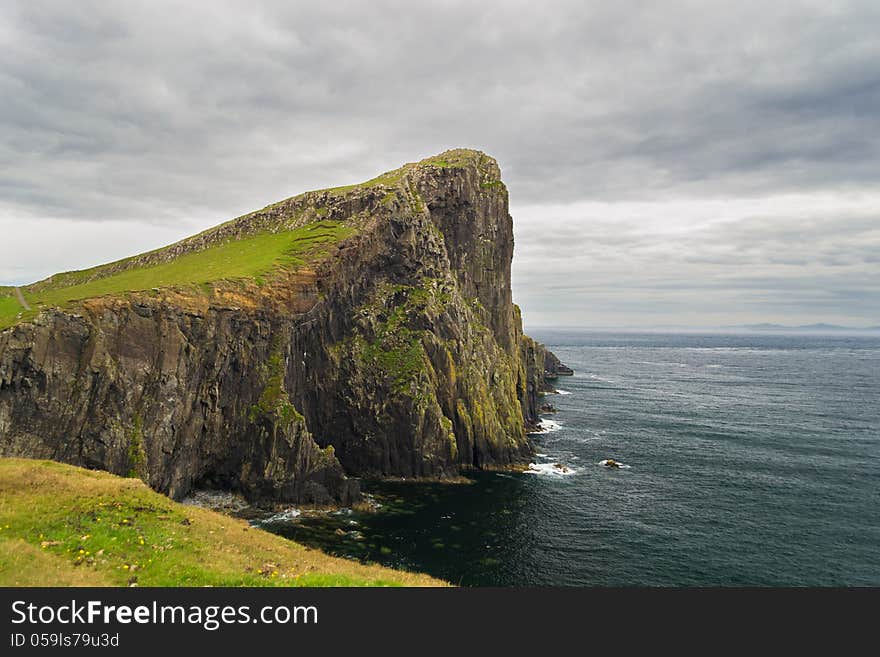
<box><xmin>0</xmin><ymin>149</ymin><xmax>550</xmax><ymax>503</ymax></box>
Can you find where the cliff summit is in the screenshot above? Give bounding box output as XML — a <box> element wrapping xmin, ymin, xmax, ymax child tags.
<box><xmin>0</xmin><ymin>149</ymin><xmax>561</xmax><ymax>504</ymax></box>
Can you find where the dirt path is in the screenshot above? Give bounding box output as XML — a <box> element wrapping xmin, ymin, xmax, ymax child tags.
<box><xmin>13</xmin><ymin>287</ymin><xmax>30</xmax><ymax>311</ymax></box>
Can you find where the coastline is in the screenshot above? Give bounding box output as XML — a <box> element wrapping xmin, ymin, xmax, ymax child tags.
<box><xmin>0</xmin><ymin>458</ymin><xmax>446</xmax><ymax>587</ymax></box>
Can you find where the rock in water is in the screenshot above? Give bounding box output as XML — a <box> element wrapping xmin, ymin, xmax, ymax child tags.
<box><xmin>0</xmin><ymin>149</ymin><xmax>561</xmax><ymax>504</ymax></box>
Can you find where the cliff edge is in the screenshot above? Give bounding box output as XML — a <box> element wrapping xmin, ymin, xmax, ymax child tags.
<box><xmin>0</xmin><ymin>149</ymin><xmax>557</xmax><ymax>504</ymax></box>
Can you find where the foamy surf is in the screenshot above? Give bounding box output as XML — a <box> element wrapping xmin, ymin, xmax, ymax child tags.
<box><xmin>524</xmin><ymin>462</ymin><xmax>577</xmax><ymax>476</ymax></box>
<box><xmin>585</xmin><ymin>373</ymin><xmax>618</xmax><ymax>384</ymax></box>
<box><xmin>257</xmin><ymin>508</ymin><xmax>302</xmax><ymax>524</ymax></box>
<box><xmin>599</xmin><ymin>459</ymin><xmax>631</xmax><ymax>469</ymax></box>
<box><xmin>532</xmin><ymin>418</ymin><xmax>562</xmax><ymax>434</ymax></box>
<box><xmin>554</xmin><ymin>389</ymin><xmax>572</xmax><ymax>395</ymax></box>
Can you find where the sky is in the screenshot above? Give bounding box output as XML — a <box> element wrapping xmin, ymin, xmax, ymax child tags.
<box><xmin>1</xmin><ymin>1</ymin><xmax>878</xmax><ymax>328</ymax></box>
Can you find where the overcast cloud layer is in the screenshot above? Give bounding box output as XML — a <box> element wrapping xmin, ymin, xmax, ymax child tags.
<box><xmin>1</xmin><ymin>0</ymin><xmax>878</xmax><ymax>327</ymax></box>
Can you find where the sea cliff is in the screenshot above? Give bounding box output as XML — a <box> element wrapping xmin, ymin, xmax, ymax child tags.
<box><xmin>0</xmin><ymin>149</ymin><xmax>563</xmax><ymax>504</ymax></box>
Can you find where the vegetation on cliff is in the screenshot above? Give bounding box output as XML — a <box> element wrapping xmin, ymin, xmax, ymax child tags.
<box><xmin>0</xmin><ymin>220</ymin><xmax>355</xmax><ymax>330</ymax></box>
<box><xmin>0</xmin><ymin>148</ymin><xmax>547</xmax><ymax>504</ymax></box>
<box><xmin>0</xmin><ymin>295</ymin><xmax>20</xmax><ymax>331</ymax></box>
<box><xmin>0</xmin><ymin>150</ymin><xmax>500</xmax><ymax>331</ymax></box>
<box><xmin>0</xmin><ymin>458</ymin><xmax>443</xmax><ymax>587</ymax></box>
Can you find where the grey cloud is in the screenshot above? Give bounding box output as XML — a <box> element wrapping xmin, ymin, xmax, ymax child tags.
<box><xmin>1</xmin><ymin>0</ymin><xmax>878</xmax><ymax>325</ymax></box>
<box><xmin>511</xmin><ymin>196</ymin><xmax>880</xmax><ymax>325</ymax></box>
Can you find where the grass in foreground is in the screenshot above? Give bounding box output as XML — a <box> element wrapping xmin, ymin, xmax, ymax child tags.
<box><xmin>0</xmin><ymin>221</ymin><xmax>354</xmax><ymax>330</ymax></box>
<box><xmin>0</xmin><ymin>458</ymin><xmax>445</xmax><ymax>587</ymax></box>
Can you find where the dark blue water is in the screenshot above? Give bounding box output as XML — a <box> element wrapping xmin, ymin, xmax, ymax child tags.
<box><xmin>259</xmin><ymin>331</ymin><xmax>880</xmax><ymax>586</ymax></box>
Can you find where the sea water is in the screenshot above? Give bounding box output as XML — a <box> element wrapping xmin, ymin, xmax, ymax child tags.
<box><xmin>257</xmin><ymin>331</ymin><xmax>880</xmax><ymax>586</ymax></box>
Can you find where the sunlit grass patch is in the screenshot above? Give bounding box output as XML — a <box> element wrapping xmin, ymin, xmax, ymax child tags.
<box><xmin>0</xmin><ymin>458</ymin><xmax>445</xmax><ymax>587</ymax></box>
<box><xmin>0</xmin><ymin>221</ymin><xmax>355</xmax><ymax>330</ymax></box>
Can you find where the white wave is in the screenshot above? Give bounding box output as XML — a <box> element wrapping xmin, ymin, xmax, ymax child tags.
<box><xmin>535</xmin><ymin>452</ymin><xmax>548</xmax><ymax>457</ymax></box>
<box><xmin>181</xmin><ymin>489</ymin><xmax>248</xmax><ymax>512</ymax></box>
<box><xmin>554</xmin><ymin>389</ymin><xmax>572</xmax><ymax>395</ymax></box>
<box><xmin>598</xmin><ymin>459</ymin><xmax>631</xmax><ymax>469</ymax></box>
<box><xmin>582</xmin><ymin>428</ymin><xmax>607</xmax><ymax>440</ymax></box>
<box><xmin>259</xmin><ymin>508</ymin><xmax>301</xmax><ymax>523</ymax></box>
<box><xmin>524</xmin><ymin>462</ymin><xmax>578</xmax><ymax>476</ymax></box>
<box><xmin>532</xmin><ymin>418</ymin><xmax>562</xmax><ymax>434</ymax></box>
<box><xmin>585</xmin><ymin>373</ymin><xmax>619</xmax><ymax>384</ymax></box>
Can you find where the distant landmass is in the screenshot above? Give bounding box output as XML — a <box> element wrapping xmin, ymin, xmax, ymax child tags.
<box><xmin>730</xmin><ymin>323</ymin><xmax>880</xmax><ymax>332</ymax></box>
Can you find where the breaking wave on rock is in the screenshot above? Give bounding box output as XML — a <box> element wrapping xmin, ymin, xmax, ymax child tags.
<box><xmin>532</xmin><ymin>419</ymin><xmax>562</xmax><ymax>434</ymax></box>
<box><xmin>599</xmin><ymin>459</ymin><xmax>631</xmax><ymax>469</ymax></box>
<box><xmin>524</xmin><ymin>462</ymin><xmax>578</xmax><ymax>476</ymax></box>
<box><xmin>255</xmin><ymin>508</ymin><xmax>302</xmax><ymax>524</ymax></box>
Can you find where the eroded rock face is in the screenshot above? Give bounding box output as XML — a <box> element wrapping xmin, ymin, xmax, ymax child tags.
<box><xmin>0</xmin><ymin>305</ymin><xmax>355</xmax><ymax>504</ymax></box>
<box><xmin>0</xmin><ymin>150</ymin><xmax>550</xmax><ymax>503</ymax></box>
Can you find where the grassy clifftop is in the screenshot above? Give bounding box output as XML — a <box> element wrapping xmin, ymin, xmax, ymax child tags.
<box><xmin>0</xmin><ymin>221</ymin><xmax>354</xmax><ymax>329</ymax></box>
<box><xmin>0</xmin><ymin>458</ymin><xmax>444</xmax><ymax>587</ymax></box>
<box><xmin>0</xmin><ymin>148</ymin><xmax>496</xmax><ymax>331</ymax></box>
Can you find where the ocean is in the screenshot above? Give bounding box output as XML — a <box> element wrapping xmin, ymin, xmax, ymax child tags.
<box><xmin>256</xmin><ymin>331</ymin><xmax>880</xmax><ymax>586</ymax></box>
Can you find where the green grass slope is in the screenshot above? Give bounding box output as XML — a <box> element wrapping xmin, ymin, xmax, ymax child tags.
<box><xmin>0</xmin><ymin>458</ymin><xmax>445</xmax><ymax>587</ymax></box>
<box><xmin>0</xmin><ymin>148</ymin><xmax>494</xmax><ymax>331</ymax></box>
<box><xmin>0</xmin><ymin>293</ymin><xmax>22</xmax><ymax>330</ymax></box>
<box><xmin>0</xmin><ymin>221</ymin><xmax>353</xmax><ymax>329</ymax></box>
